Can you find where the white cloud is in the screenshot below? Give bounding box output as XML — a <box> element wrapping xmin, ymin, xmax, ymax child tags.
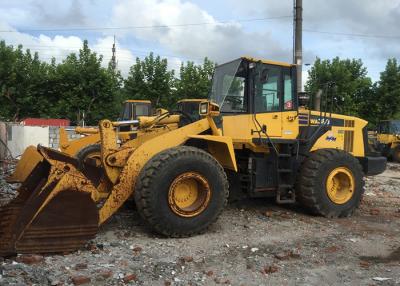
<box><xmin>231</xmin><ymin>0</ymin><xmax>400</xmax><ymax>61</ymax></box>
<box><xmin>0</xmin><ymin>21</ymin><xmax>135</xmax><ymax>75</ymax></box>
<box><xmin>111</xmin><ymin>0</ymin><xmax>291</xmax><ymax>64</ymax></box>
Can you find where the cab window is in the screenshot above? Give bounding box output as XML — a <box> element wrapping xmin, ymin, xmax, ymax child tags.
<box><xmin>379</xmin><ymin>122</ymin><xmax>389</xmax><ymax>134</ymax></box>
<box><xmin>283</xmin><ymin>72</ymin><xmax>294</xmax><ymax>110</ymax></box>
<box><xmin>220</xmin><ymin>76</ymin><xmax>246</xmax><ymax>113</ymax></box>
<box><xmin>255</xmin><ymin>66</ymin><xmax>280</xmax><ymax>113</ymax></box>
<box><xmin>135</xmin><ymin>104</ymin><xmax>150</xmax><ymax>117</ymax></box>
<box><xmin>120</xmin><ymin>103</ymin><xmax>132</xmax><ymax>120</ymax></box>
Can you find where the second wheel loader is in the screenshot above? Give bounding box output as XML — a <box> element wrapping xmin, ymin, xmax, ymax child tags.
<box><xmin>370</xmin><ymin>120</ymin><xmax>400</xmax><ymax>162</ymax></box>
<box><xmin>58</xmin><ymin>98</ymin><xmax>205</xmax><ymax>169</ymax></box>
<box><xmin>0</xmin><ymin>56</ymin><xmax>386</xmax><ymax>256</ymax></box>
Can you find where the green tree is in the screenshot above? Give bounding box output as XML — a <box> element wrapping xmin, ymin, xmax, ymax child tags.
<box><xmin>305</xmin><ymin>57</ymin><xmax>373</xmax><ymax>117</ymax></box>
<box><xmin>374</xmin><ymin>58</ymin><xmax>400</xmax><ymax>122</ymax></box>
<box><xmin>174</xmin><ymin>58</ymin><xmax>216</xmax><ymax>101</ymax></box>
<box><xmin>123</xmin><ymin>52</ymin><xmax>175</xmax><ymax>108</ymax></box>
<box><xmin>53</xmin><ymin>40</ymin><xmax>122</xmax><ymax>125</ymax></box>
<box><xmin>0</xmin><ymin>41</ymin><xmax>52</xmax><ymax>121</ymax></box>
<box><xmin>0</xmin><ymin>40</ymin><xmax>122</xmax><ymax>125</ymax></box>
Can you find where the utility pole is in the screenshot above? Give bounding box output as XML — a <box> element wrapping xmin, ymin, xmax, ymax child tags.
<box><xmin>111</xmin><ymin>35</ymin><xmax>117</xmax><ymax>71</ymax></box>
<box><xmin>294</xmin><ymin>0</ymin><xmax>303</xmax><ymax>92</ymax></box>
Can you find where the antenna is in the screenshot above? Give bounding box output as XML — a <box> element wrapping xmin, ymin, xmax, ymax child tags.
<box><xmin>111</xmin><ymin>35</ymin><xmax>117</xmax><ymax>71</ymax></box>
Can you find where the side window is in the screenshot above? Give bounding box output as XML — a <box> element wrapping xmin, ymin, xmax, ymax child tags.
<box><xmin>379</xmin><ymin>122</ymin><xmax>389</xmax><ymax>134</ymax></box>
<box><xmin>255</xmin><ymin>67</ymin><xmax>280</xmax><ymax>113</ymax></box>
<box><xmin>135</xmin><ymin>104</ymin><xmax>150</xmax><ymax>117</ymax></box>
<box><xmin>390</xmin><ymin>122</ymin><xmax>399</xmax><ymax>133</ymax></box>
<box><xmin>283</xmin><ymin>73</ymin><xmax>293</xmax><ymax>110</ymax></box>
<box><xmin>120</xmin><ymin>103</ymin><xmax>131</xmax><ymax>120</ymax></box>
<box><xmin>221</xmin><ymin>76</ymin><xmax>246</xmax><ymax>113</ymax></box>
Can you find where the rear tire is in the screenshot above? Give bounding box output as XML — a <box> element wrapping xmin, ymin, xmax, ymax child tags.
<box><xmin>134</xmin><ymin>146</ymin><xmax>229</xmax><ymax>237</ymax></box>
<box><xmin>296</xmin><ymin>149</ymin><xmax>364</xmax><ymax>218</ymax></box>
<box><xmin>392</xmin><ymin>145</ymin><xmax>400</xmax><ymax>163</ymax></box>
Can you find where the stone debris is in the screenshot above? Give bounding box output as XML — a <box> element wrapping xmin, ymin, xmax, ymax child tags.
<box><xmin>71</xmin><ymin>275</ymin><xmax>91</xmax><ymax>285</ymax></box>
<box><xmin>0</xmin><ymin>163</ymin><xmax>399</xmax><ymax>285</ymax></box>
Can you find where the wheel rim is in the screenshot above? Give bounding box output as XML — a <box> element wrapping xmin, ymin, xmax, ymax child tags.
<box><xmin>168</xmin><ymin>172</ymin><xmax>211</xmax><ymax>217</ymax></box>
<box><xmin>326</xmin><ymin>167</ymin><xmax>355</xmax><ymax>204</ymax></box>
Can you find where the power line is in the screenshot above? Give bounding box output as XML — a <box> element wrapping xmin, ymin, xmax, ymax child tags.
<box><xmin>304</xmin><ymin>28</ymin><xmax>400</xmax><ymax>39</ymax></box>
<box><xmin>23</xmin><ymin>48</ymin><xmax>204</xmax><ymax>62</ymax></box>
<box><xmin>0</xmin><ymin>16</ymin><xmax>292</xmax><ymax>33</ymax></box>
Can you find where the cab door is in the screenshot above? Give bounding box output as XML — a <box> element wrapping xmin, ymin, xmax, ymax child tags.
<box><xmin>252</xmin><ymin>65</ymin><xmax>282</xmax><ymax>137</ymax></box>
<box><xmin>252</xmin><ymin>64</ymin><xmax>298</xmax><ymax>139</ymax></box>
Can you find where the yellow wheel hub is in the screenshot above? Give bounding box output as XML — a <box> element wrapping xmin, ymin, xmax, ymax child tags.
<box><xmin>326</xmin><ymin>167</ymin><xmax>355</xmax><ymax>204</ymax></box>
<box><xmin>168</xmin><ymin>172</ymin><xmax>211</xmax><ymax>217</ymax></box>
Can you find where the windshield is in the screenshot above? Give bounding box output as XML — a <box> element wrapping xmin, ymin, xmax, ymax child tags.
<box><xmin>120</xmin><ymin>103</ymin><xmax>131</xmax><ymax>120</ymax></box>
<box><xmin>209</xmin><ymin>59</ymin><xmax>246</xmax><ymax>111</ymax></box>
<box><xmin>178</xmin><ymin>101</ymin><xmax>200</xmax><ymax>117</ymax></box>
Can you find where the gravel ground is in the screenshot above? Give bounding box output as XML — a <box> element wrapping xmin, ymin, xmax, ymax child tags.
<box><xmin>0</xmin><ymin>163</ymin><xmax>399</xmax><ymax>286</ymax></box>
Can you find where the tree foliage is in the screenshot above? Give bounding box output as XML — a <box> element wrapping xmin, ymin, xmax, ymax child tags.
<box><xmin>123</xmin><ymin>52</ymin><xmax>175</xmax><ymax>108</ymax></box>
<box><xmin>0</xmin><ymin>40</ymin><xmax>122</xmax><ymax>125</ymax></box>
<box><xmin>174</xmin><ymin>58</ymin><xmax>216</xmax><ymax>101</ymax></box>
<box><xmin>305</xmin><ymin>57</ymin><xmax>373</xmax><ymax>117</ymax></box>
<box><xmin>374</xmin><ymin>58</ymin><xmax>400</xmax><ymax>122</ymax></box>
<box><xmin>305</xmin><ymin>57</ymin><xmax>400</xmax><ymax>126</ymax></box>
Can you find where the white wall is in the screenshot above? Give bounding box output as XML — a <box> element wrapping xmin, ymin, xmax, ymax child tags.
<box><xmin>7</xmin><ymin>125</ymin><xmax>49</xmax><ymax>158</ymax></box>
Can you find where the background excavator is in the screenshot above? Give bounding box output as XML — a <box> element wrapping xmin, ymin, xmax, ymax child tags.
<box><xmin>0</xmin><ymin>56</ymin><xmax>386</xmax><ymax>256</ymax></box>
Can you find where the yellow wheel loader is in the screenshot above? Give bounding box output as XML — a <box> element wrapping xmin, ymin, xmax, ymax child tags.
<box><xmin>58</xmin><ymin>99</ymin><xmax>204</xmax><ymax>169</ymax></box>
<box><xmin>0</xmin><ymin>57</ymin><xmax>386</xmax><ymax>256</ymax></box>
<box><xmin>370</xmin><ymin>120</ymin><xmax>400</xmax><ymax>162</ymax></box>
<box><xmin>58</xmin><ymin>99</ymin><xmax>153</xmax><ymax>157</ymax></box>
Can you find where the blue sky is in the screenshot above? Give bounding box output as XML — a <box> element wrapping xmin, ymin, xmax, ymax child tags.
<box><xmin>0</xmin><ymin>0</ymin><xmax>399</xmax><ymax>83</ymax></box>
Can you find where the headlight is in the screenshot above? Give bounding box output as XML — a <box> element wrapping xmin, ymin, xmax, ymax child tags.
<box><xmin>199</xmin><ymin>102</ymin><xmax>209</xmax><ymax>115</ymax></box>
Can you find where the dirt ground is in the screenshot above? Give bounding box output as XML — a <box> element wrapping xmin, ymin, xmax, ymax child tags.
<box><xmin>0</xmin><ymin>163</ymin><xmax>399</xmax><ymax>286</ymax></box>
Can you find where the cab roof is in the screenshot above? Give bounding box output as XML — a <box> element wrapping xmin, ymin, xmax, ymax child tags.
<box><xmin>241</xmin><ymin>56</ymin><xmax>295</xmax><ymax>68</ymax></box>
<box><xmin>124</xmin><ymin>100</ymin><xmax>152</xmax><ymax>104</ymax></box>
<box><xmin>177</xmin><ymin>99</ymin><xmax>206</xmax><ymax>103</ymax></box>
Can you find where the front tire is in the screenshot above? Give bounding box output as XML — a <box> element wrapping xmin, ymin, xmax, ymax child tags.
<box><xmin>75</xmin><ymin>143</ymin><xmax>101</xmax><ymax>171</ymax></box>
<box><xmin>296</xmin><ymin>149</ymin><xmax>364</xmax><ymax>218</ymax></box>
<box><xmin>134</xmin><ymin>146</ymin><xmax>229</xmax><ymax>237</ymax></box>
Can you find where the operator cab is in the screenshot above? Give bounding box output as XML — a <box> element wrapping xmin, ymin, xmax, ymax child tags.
<box><xmin>377</xmin><ymin>120</ymin><xmax>400</xmax><ymax>135</ymax></box>
<box><xmin>209</xmin><ymin>57</ymin><xmax>297</xmax><ymax>115</ymax></box>
<box><xmin>119</xmin><ymin>100</ymin><xmax>152</xmax><ymax>131</ymax></box>
<box><xmin>177</xmin><ymin>99</ymin><xmax>205</xmax><ymax>123</ymax></box>
<box><xmin>208</xmin><ymin>57</ymin><xmax>298</xmax><ymax>139</ymax></box>
<box><xmin>120</xmin><ymin>100</ymin><xmax>152</xmax><ymax>121</ymax></box>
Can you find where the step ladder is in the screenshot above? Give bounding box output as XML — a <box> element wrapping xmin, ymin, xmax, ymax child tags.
<box><xmin>275</xmin><ymin>144</ymin><xmax>296</xmax><ymax>204</ymax></box>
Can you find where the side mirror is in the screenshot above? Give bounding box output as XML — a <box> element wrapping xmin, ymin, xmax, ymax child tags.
<box><xmin>260</xmin><ymin>69</ymin><xmax>269</xmax><ymax>84</ymax></box>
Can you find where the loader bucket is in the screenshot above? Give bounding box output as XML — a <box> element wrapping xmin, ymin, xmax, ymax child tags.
<box><xmin>6</xmin><ymin>146</ymin><xmax>44</xmax><ymax>183</ymax></box>
<box><xmin>0</xmin><ymin>146</ymin><xmax>99</xmax><ymax>256</ymax></box>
